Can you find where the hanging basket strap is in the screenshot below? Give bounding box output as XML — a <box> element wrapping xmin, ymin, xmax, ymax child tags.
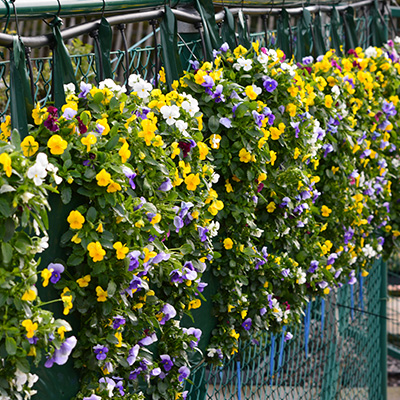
<box><xmin>93</xmin><ymin>17</ymin><xmax>113</xmax><ymax>83</ymax></box>
<box><xmin>221</xmin><ymin>7</ymin><xmax>237</xmax><ymax>50</ymax></box>
<box><xmin>50</xmin><ymin>16</ymin><xmax>78</xmax><ymax>110</ymax></box>
<box><xmin>330</xmin><ymin>7</ymin><xmax>343</xmax><ymax>57</ymax></box>
<box><xmin>10</xmin><ymin>36</ymin><xmax>33</xmax><ymax>139</ymax></box>
<box><xmin>160</xmin><ymin>6</ymin><xmax>183</xmax><ymax>89</ymax></box>
<box><xmin>296</xmin><ymin>9</ymin><xmax>312</xmax><ymax>61</ymax></box>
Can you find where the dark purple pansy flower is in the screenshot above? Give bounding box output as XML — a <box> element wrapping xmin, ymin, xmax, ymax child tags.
<box><xmin>263</xmin><ymin>77</ymin><xmax>278</xmax><ymax>92</ymax></box>
<box><xmin>242</xmin><ymin>318</ymin><xmax>252</xmax><ymax>331</ymax></box>
<box><xmin>160</xmin><ymin>354</ymin><xmax>174</xmax><ymax>372</ymax></box>
<box><xmin>112</xmin><ymin>315</ymin><xmax>126</xmax><ymax>329</ymax></box>
<box><xmin>93</xmin><ymin>344</ymin><xmax>109</xmax><ymax>361</ymax></box>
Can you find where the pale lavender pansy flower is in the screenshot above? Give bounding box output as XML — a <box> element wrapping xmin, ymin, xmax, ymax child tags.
<box><xmin>127</xmin><ymin>344</ymin><xmax>140</xmax><ymax>365</ymax></box>
<box><xmin>178</xmin><ymin>366</ymin><xmax>190</xmax><ymax>382</ymax></box>
<box><xmin>45</xmin><ymin>336</ymin><xmax>77</xmax><ymax>368</ymax></box>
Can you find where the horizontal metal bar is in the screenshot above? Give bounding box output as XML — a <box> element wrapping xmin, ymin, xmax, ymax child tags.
<box><xmin>0</xmin><ymin>0</ymin><xmax>378</xmax><ymax>48</ymax></box>
<box><xmin>214</xmin><ymin>0</ymin><xmax>375</xmax><ymax>19</ymax></box>
<box><xmin>0</xmin><ymin>0</ymin><xmax>193</xmax><ymax>20</ymax></box>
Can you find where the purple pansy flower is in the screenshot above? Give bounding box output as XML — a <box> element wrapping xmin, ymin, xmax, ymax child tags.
<box><xmin>263</xmin><ymin>77</ymin><xmax>278</xmax><ymax>92</ymax></box>
<box><xmin>160</xmin><ymin>354</ymin><xmax>174</xmax><ymax>372</ymax></box>
<box><xmin>158</xmin><ymin>178</ymin><xmax>173</xmax><ymax>192</ymax></box>
<box><xmin>159</xmin><ymin>303</ymin><xmax>177</xmax><ymax>325</ymax></box>
<box><xmin>112</xmin><ymin>316</ymin><xmax>126</xmax><ymax>330</ymax></box>
<box><xmin>48</xmin><ymin>263</ymin><xmax>64</xmax><ymax>284</ymax></box>
<box><xmin>127</xmin><ymin>344</ymin><xmax>140</xmax><ymax>365</ymax></box>
<box><xmin>122</xmin><ymin>167</ymin><xmax>137</xmax><ymax>190</ymax></box>
<box><xmin>242</xmin><ymin>318</ymin><xmax>252</xmax><ymax>331</ymax></box>
<box><xmin>93</xmin><ymin>345</ymin><xmax>109</xmax><ymax>361</ymax></box>
<box><xmin>220</xmin><ymin>117</ymin><xmax>232</xmax><ymax>128</ymax></box>
<box><xmin>178</xmin><ymin>366</ymin><xmax>190</xmax><ymax>382</ymax></box>
<box><xmin>45</xmin><ymin>336</ymin><xmax>77</xmax><ymax>368</ymax></box>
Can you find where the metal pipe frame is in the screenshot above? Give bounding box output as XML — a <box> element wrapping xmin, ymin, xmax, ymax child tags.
<box><xmin>0</xmin><ymin>0</ymin><xmax>376</xmax><ymax>48</ymax></box>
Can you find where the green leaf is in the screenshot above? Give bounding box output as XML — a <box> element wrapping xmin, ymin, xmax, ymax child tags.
<box><xmin>10</xmin><ymin>129</ymin><xmax>21</xmax><ymax>151</ymax></box>
<box><xmin>183</xmin><ymin>78</ymin><xmax>203</xmax><ymax>93</ymax></box>
<box><xmin>235</xmin><ymin>102</ymin><xmax>249</xmax><ymax>118</ymax></box>
<box><xmin>84</xmin><ymin>168</ymin><xmax>97</xmax><ymax>180</ymax></box>
<box><xmin>93</xmin><ymin>91</ymin><xmax>104</xmax><ymax>103</ymax></box>
<box><xmin>5</xmin><ymin>337</ymin><xmax>17</xmax><ymax>355</ymax></box>
<box><xmin>107</xmin><ymin>281</ymin><xmax>117</xmax><ymax>297</ymax></box>
<box><xmin>208</xmin><ymin>115</ymin><xmax>219</xmax><ymax>134</ymax></box>
<box><xmin>180</xmin><ymin>243</ymin><xmax>194</xmax><ymax>255</ymax></box>
<box><xmin>67</xmin><ymin>254</ymin><xmax>84</xmax><ymax>266</ymax></box>
<box><xmin>0</xmin><ymin>198</ymin><xmax>12</xmax><ymax>217</ymax></box>
<box><xmin>14</xmin><ymin>232</ymin><xmax>31</xmax><ymax>255</ymax></box>
<box><xmin>61</xmin><ymin>186</ymin><xmax>72</xmax><ymax>204</ymax></box>
<box><xmin>86</xmin><ymin>207</ymin><xmax>97</xmax><ymax>223</ymax></box>
<box><xmin>1</xmin><ymin>242</ymin><xmax>13</xmax><ymax>265</ymax></box>
<box><xmin>2</xmin><ymin>218</ymin><xmax>15</xmax><ymax>242</ymax></box>
<box><xmin>15</xmin><ymin>357</ymin><xmax>30</xmax><ymax>373</ymax></box>
<box><xmin>105</xmin><ymin>135</ymin><xmax>120</xmax><ymax>151</ymax></box>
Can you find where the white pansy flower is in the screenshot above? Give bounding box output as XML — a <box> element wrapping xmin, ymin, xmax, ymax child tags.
<box><xmin>12</xmin><ymin>370</ymin><xmax>28</xmax><ymax>392</ymax></box>
<box><xmin>35</xmin><ymin>153</ymin><xmax>49</xmax><ymax>169</ymax></box>
<box><xmin>252</xmin><ymin>85</ymin><xmax>262</xmax><ymax>96</ymax></box>
<box><xmin>36</xmin><ymin>236</ymin><xmax>49</xmax><ymax>253</ymax></box>
<box><xmin>160</xmin><ymin>105</ymin><xmax>180</xmax><ymax>125</ymax></box>
<box><xmin>365</xmin><ymin>46</ymin><xmax>378</xmax><ymax>59</ymax></box>
<box><xmin>181</xmin><ymin>100</ymin><xmax>199</xmax><ymax>117</ymax></box>
<box><xmin>128</xmin><ymin>74</ymin><xmax>141</xmax><ymax>87</ymax></box>
<box><xmin>132</xmin><ymin>80</ymin><xmax>153</xmax><ymax>99</ymax></box>
<box><xmin>331</xmin><ymin>85</ymin><xmax>340</xmax><ymax>98</ymax></box>
<box><xmin>257</xmin><ymin>53</ymin><xmax>269</xmax><ymax>64</ymax></box>
<box><xmin>234</xmin><ymin>57</ymin><xmax>252</xmax><ymax>72</ymax></box>
<box><xmin>362</xmin><ymin>244</ymin><xmax>377</xmax><ymax>258</ymax></box>
<box><xmin>63</xmin><ymin>82</ymin><xmax>75</xmax><ymax>95</ymax></box>
<box><xmin>211</xmin><ymin>173</ymin><xmax>220</xmax><ymax>183</ymax></box>
<box><xmin>297</xmin><ymin>269</ymin><xmax>306</xmax><ymax>285</ymax></box>
<box><xmin>27</xmin><ymin>163</ymin><xmax>47</xmax><ymax>186</ymax></box>
<box><xmin>175</xmin><ymin>120</ymin><xmax>188</xmax><ymax>133</ymax></box>
<box><xmin>207</xmin><ymin>221</ymin><xmax>220</xmax><ymax>237</ymax></box>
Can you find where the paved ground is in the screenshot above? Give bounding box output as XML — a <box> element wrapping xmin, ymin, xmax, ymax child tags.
<box><xmin>388</xmin><ymin>387</ymin><xmax>400</xmax><ymax>400</ymax></box>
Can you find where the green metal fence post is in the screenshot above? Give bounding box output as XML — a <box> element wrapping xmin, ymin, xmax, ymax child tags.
<box><xmin>381</xmin><ymin>258</ymin><xmax>388</xmax><ymax>400</ymax></box>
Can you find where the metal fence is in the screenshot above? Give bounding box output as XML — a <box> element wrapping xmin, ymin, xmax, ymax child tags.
<box><xmin>0</xmin><ymin>0</ymin><xmax>393</xmax><ymax>119</ymax></box>
<box><xmin>388</xmin><ymin>259</ymin><xmax>400</xmax><ymax>361</ymax></box>
<box><xmin>186</xmin><ymin>259</ymin><xmax>386</xmax><ymax>400</ymax></box>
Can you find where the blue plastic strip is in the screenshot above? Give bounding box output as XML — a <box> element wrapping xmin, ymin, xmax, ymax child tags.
<box><xmin>269</xmin><ymin>334</ymin><xmax>275</xmax><ymax>386</ymax></box>
<box><xmin>350</xmin><ymin>284</ymin><xmax>354</xmax><ymax>320</ymax></box>
<box><xmin>236</xmin><ymin>360</ymin><xmax>242</xmax><ymax>400</ymax></box>
<box><xmin>277</xmin><ymin>327</ymin><xmax>286</xmax><ymax>377</ymax></box>
<box><xmin>359</xmin><ymin>272</ymin><xmax>364</xmax><ymax>312</ymax></box>
<box><xmin>304</xmin><ymin>301</ymin><xmax>311</xmax><ymax>358</ymax></box>
<box><xmin>320</xmin><ymin>298</ymin><xmax>325</xmax><ymax>339</ymax></box>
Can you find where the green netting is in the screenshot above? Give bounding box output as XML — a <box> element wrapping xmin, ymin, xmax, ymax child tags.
<box><xmin>186</xmin><ymin>259</ymin><xmax>385</xmax><ymax>400</ymax></box>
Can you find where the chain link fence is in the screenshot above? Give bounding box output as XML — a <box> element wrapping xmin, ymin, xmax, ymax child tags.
<box><xmin>186</xmin><ymin>259</ymin><xmax>386</xmax><ymax>400</ymax></box>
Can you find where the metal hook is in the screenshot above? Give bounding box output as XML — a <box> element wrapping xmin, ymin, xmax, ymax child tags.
<box><xmin>101</xmin><ymin>0</ymin><xmax>106</xmax><ymax>19</ymax></box>
<box><xmin>56</xmin><ymin>0</ymin><xmax>61</xmax><ymax>17</ymax></box>
<box><xmin>1</xmin><ymin>0</ymin><xmax>10</xmax><ymax>34</ymax></box>
<box><xmin>10</xmin><ymin>0</ymin><xmax>20</xmax><ymax>39</ymax></box>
